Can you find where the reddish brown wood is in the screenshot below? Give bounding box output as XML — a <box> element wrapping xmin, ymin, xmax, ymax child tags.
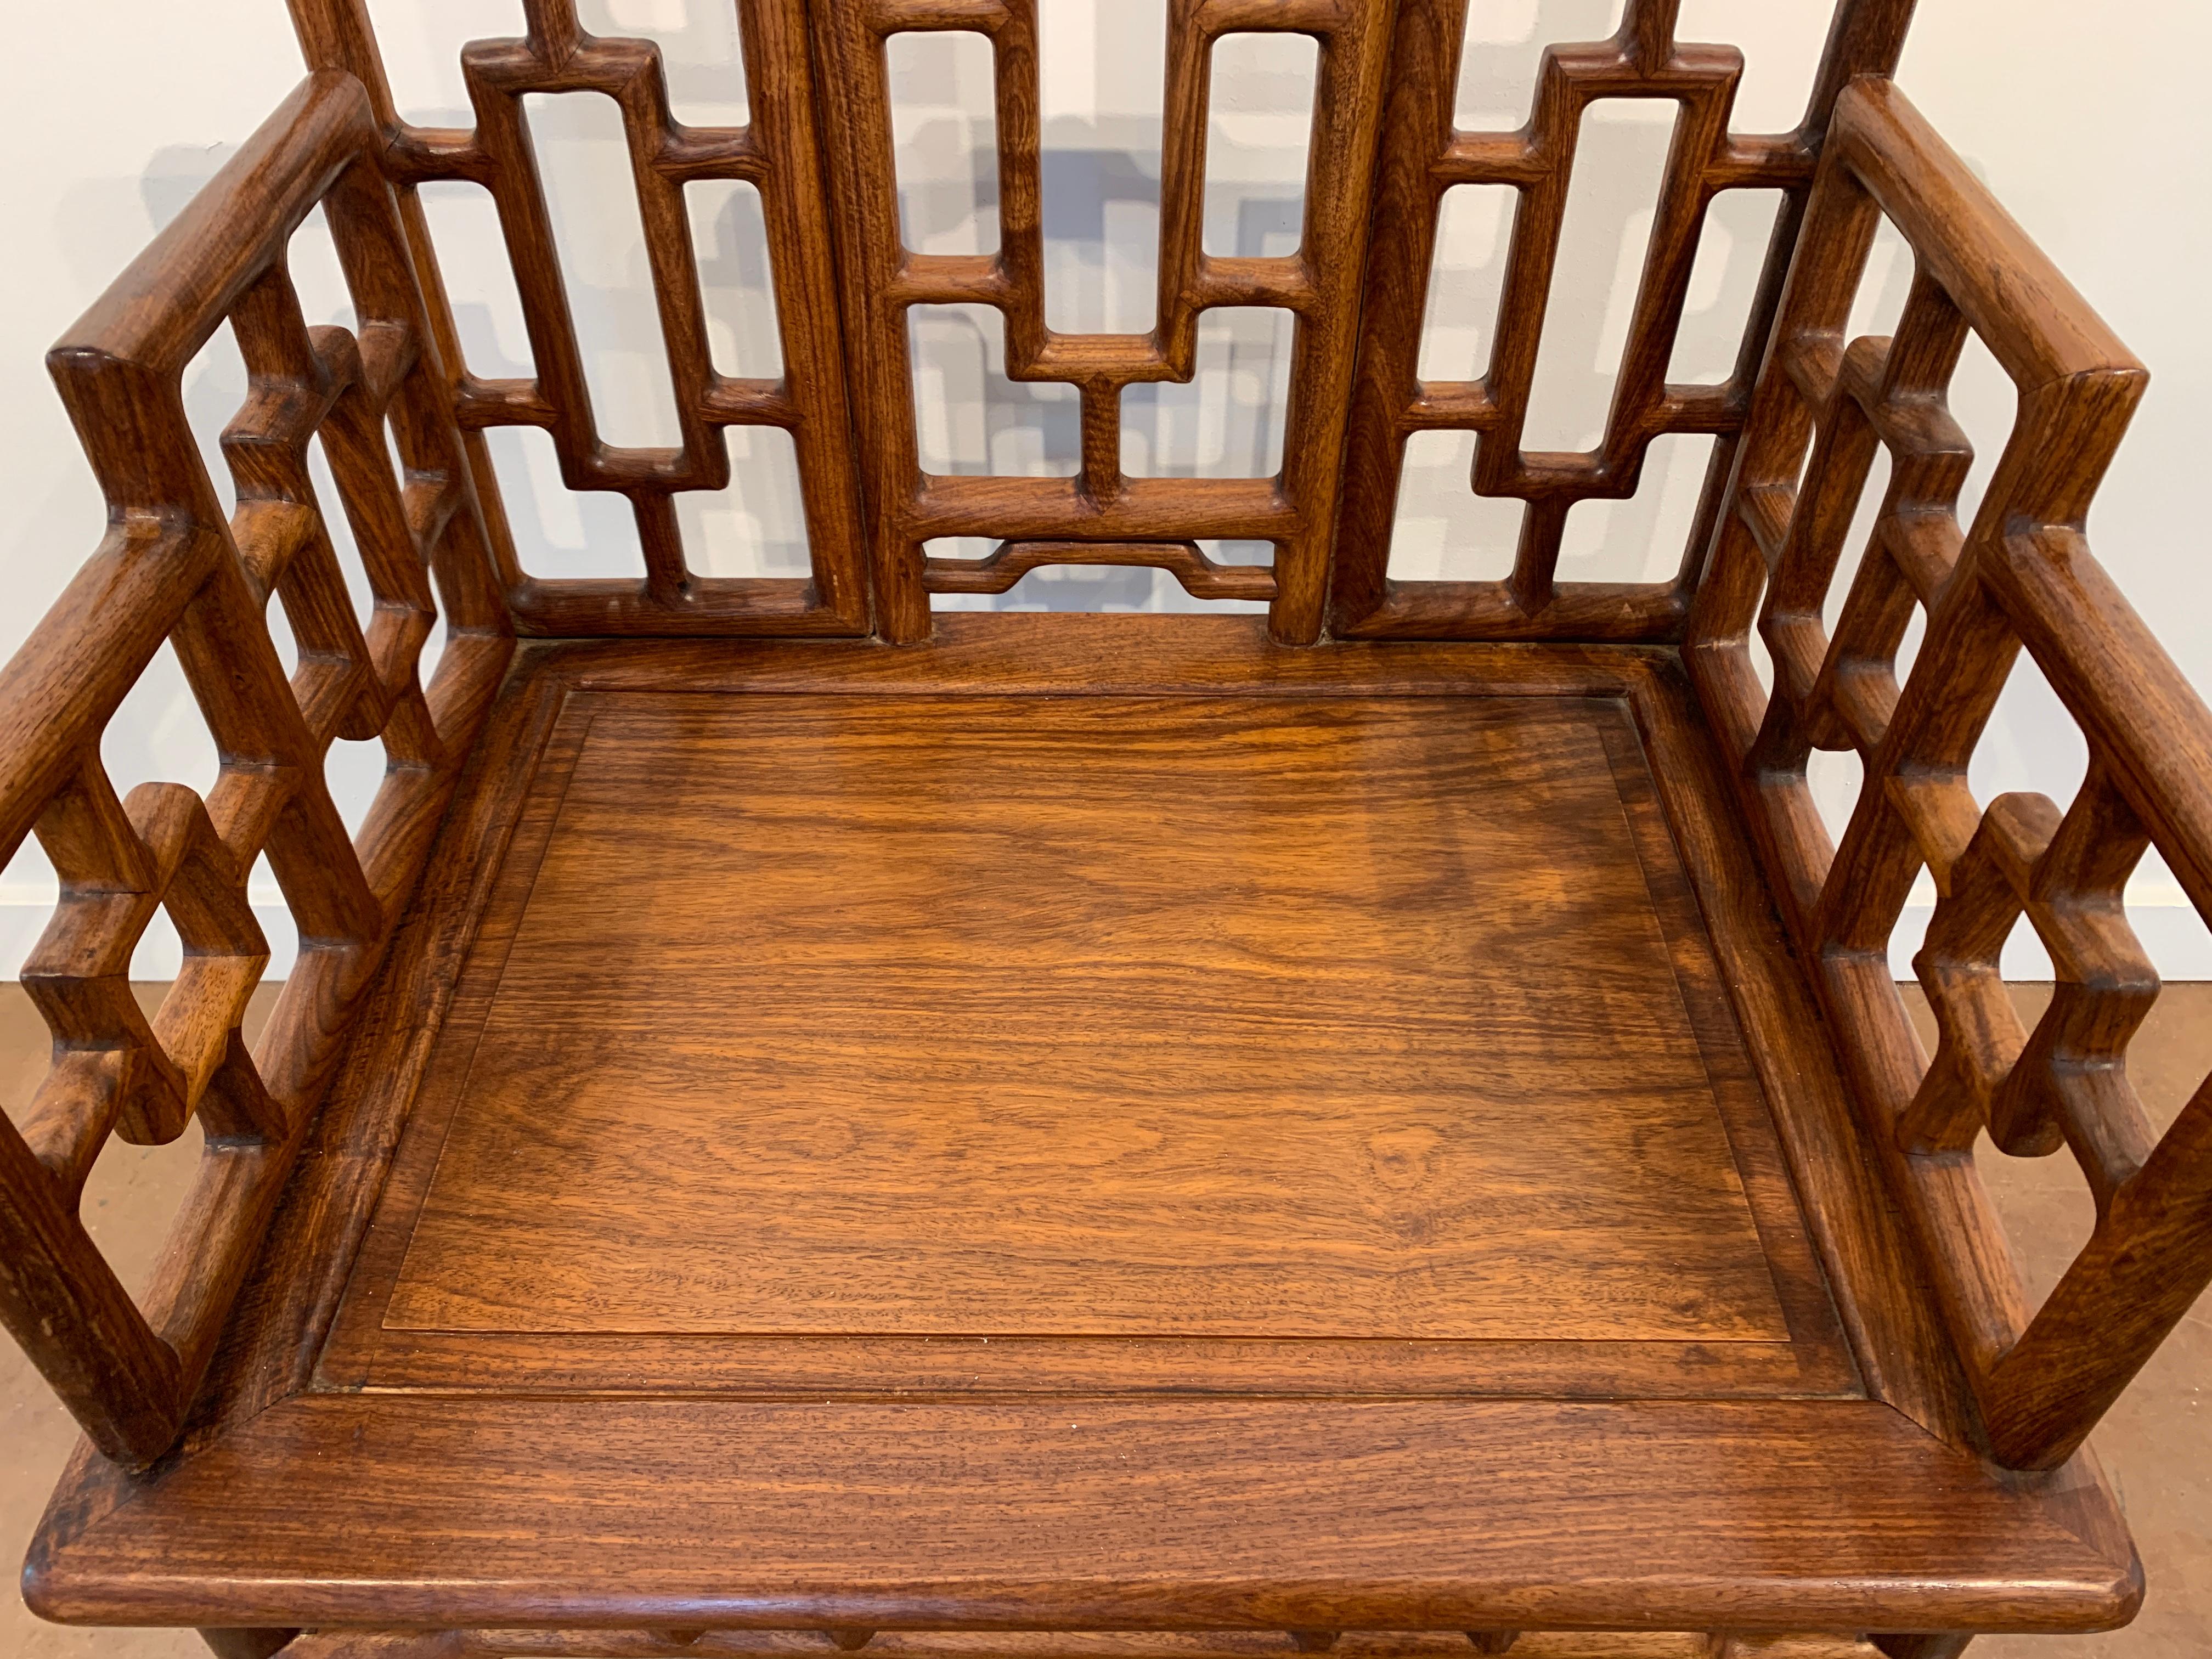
<box><xmin>13</xmin><ymin>621</ymin><xmax>2135</xmax><ymax>1659</ymax></box>
<box><xmin>201</xmin><ymin>1638</ymin><xmax>1820</xmax><ymax>1659</ymax></box>
<box><xmin>290</xmin><ymin>0</ymin><xmax>873</xmax><ymax>636</ymax></box>
<box><xmin>0</xmin><ymin>72</ymin><xmax>511</xmax><ymax>1469</ymax></box>
<box><xmin>811</xmin><ymin>0</ymin><xmax>1395</xmax><ymax>644</ymax></box>
<box><xmin>1686</xmin><ymin>77</ymin><xmax>2212</xmax><ymax>1473</ymax></box>
<box><xmin>1328</xmin><ymin>0</ymin><xmax>1916</xmax><ymax>642</ymax></box>
<box><xmin>922</xmin><ymin>540</ymin><xmax>1277</xmax><ymax>601</ymax></box>
<box><xmin>0</xmin><ymin>1</ymin><xmax>2207</xmax><ymax>1652</ymax></box>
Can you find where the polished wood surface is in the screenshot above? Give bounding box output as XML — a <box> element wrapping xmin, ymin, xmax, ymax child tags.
<box><xmin>291</xmin><ymin>0</ymin><xmax>872</xmax><ymax>635</ymax></box>
<box><xmin>812</xmin><ymin>0</ymin><xmax>1394</xmax><ymax>644</ymax></box>
<box><xmin>16</xmin><ymin>623</ymin><xmax>2134</xmax><ymax>1651</ymax></box>
<box><xmin>26</xmin><ymin>1396</ymin><xmax>2136</xmax><ymax>1634</ymax></box>
<box><xmin>347</xmin><ymin>691</ymin><xmax>1802</xmax><ymax>1349</ymax></box>
<box><xmin>922</xmin><ymin>540</ymin><xmax>1277</xmax><ymax>603</ymax></box>
<box><xmin>274</xmin><ymin>1634</ymin><xmax>1893</xmax><ymax>1659</ymax></box>
<box><xmin>1</xmin><ymin>0</ymin><xmax>2208</xmax><ymax>1647</ymax></box>
<box><xmin>1330</xmin><ymin>0</ymin><xmax>1914</xmax><ymax>643</ymax></box>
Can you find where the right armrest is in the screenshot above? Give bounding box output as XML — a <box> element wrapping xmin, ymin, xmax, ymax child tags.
<box><xmin>1688</xmin><ymin>75</ymin><xmax>2212</xmax><ymax>1472</ymax></box>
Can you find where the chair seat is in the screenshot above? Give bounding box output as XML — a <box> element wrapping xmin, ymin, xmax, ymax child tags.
<box><xmin>25</xmin><ymin>619</ymin><xmax>2141</xmax><ymax>1639</ymax></box>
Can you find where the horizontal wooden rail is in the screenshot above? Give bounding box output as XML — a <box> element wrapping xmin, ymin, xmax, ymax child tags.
<box><xmin>272</xmin><ymin>1627</ymin><xmax>1871</xmax><ymax>1659</ymax></box>
<box><xmin>0</xmin><ymin>70</ymin><xmax>510</xmax><ymax>1465</ymax></box>
<box><xmin>1687</xmin><ymin>75</ymin><xmax>2212</xmax><ymax>1471</ymax></box>
<box><xmin>922</xmin><ymin>540</ymin><xmax>1278</xmax><ymax>601</ymax></box>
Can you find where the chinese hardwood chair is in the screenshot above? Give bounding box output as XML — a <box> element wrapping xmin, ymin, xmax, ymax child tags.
<box><xmin>3</xmin><ymin>2</ymin><xmax>2209</xmax><ymax>1657</ymax></box>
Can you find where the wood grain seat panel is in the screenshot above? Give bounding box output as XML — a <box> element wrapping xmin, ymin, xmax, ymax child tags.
<box><xmin>377</xmin><ymin>692</ymin><xmax>1787</xmax><ymax>1346</ymax></box>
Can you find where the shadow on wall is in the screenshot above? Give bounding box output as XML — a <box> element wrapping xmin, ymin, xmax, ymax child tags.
<box><xmin>145</xmin><ymin>0</ymin><xmax>1820</xmax><ymax>620</ymax></box>
<box><xmin>890</xmin><ymin>0</ymin><xmax>1796</xmax><ymax>609</ymax></box>
<box><xmin>6</xmin><ymin>0</ymin><xmax>2206</xmax><ymax>984</ymax></box>
<box><xmin>49</xmin><ymin>0</ymin><xmax>1852</xmax><ymax>851</ymax></box>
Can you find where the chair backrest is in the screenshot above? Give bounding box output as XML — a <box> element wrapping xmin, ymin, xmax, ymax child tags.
<box><xmin>286</xmin><ymin>0</ymin><xmax>1914</xmax><ymax>644</ymax></box>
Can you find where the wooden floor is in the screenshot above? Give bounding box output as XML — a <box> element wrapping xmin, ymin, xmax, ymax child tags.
<box><xmin>12</xmin><ymin>622</ymin><xmax>2155</xmax><ymax>1638</ymax></box>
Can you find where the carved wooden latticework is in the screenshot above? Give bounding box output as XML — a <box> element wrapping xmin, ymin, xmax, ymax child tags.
<box><xmin>1327</xmin><ymin>0</ymin><xmax>1915</xmax><ymax>640</ymax></box>
<box><xmin>1688</xmin><ymin>77</ymin><xmax>2212</xmax><ymax>1471</ymax></box>
<box><xmin>0</xmin><ymin>0</ymin><xmax>2207</xmax><ymax>1629</ymax></box>
<box><xmin>272</xmin><ymin>0</ymin><xmax>1924</xmax><ymax>650</ymax></box>
<box><xmin>292</xmin><ymin>0</ymin><xmax>872</xmax><ymax>635</ymax></box>
<box><xmin>812</xmin><ymin>0</ymin><xmax>1396</xmax><ymax>644</ymax></box>
<box><xmin>0</xmin><ymin>74</ymin><xmax>511</xmax><ymax>1466</ymax></box>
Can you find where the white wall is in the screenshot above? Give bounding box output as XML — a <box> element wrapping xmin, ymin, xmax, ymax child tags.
<box><xmin>1</xmin><ymin>0</ymin><xmax>2207</xmax><ymax>977</ymax></box>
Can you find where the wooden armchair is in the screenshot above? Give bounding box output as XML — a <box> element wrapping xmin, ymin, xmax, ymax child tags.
<box><xmin>2</xmin><ymin>2</ymin><xmax>2207</xmax><ymax>1656</ymax></box>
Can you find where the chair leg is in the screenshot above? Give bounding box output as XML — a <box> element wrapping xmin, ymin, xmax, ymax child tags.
<box><xmin>199</xmin><ymin>1630</ymin><xmax>301</xmax><ymax>1659</ymax></box>
<box><xmin>1874</xmin><ymin>1638</ymin><xmax>1974</xmax><ymax>1659</ymax></box>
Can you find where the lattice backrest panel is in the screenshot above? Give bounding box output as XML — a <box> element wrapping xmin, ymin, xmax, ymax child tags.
<box><xmin>1687</xmin><ymin>78</ymin><xmax>2212</xmax><ymax>1472</ymax></box>
<box><xmin>813</xmin><ymin>0</ymin><xmax>1395</xmax><ymax>645</ymax></box>
<box><xmin>1327</xmin><ymin>0</ymin><xmax>1916</xmax><ymax>642</ymax></box>
<box><xmin>291</xmin><ymin>0</ymin><xmax>872</xmax><ymax>637</ymax></box>
<box><xmin>0</xmin><ymin>74</ymin><xmax>511</xmax><ymax>1467</ymax></box>
<box><xmin>288</xmin><ymin>0</ymin><xmax>1944</xmax><ymax>647</ymax></box>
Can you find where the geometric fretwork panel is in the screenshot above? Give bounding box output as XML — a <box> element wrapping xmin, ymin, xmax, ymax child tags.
<box><xmin>0</xmin><ymin>72</ymin><xmax>512</xmax><ymax>1466</ymax></box>
<box><xmin>811</xmin><ymin>0</ymin><xmax>1397</xmax><ymax>645</ymax></box>
<box><xmin>300</xmin><ymin>0</ymin><xmax>872</xmax><ymax>636</ymax></box>
<box><xmin>1329</xmin><ymin>0</ymin><xmax>1918</xmax><ymax>642</ymax></box>
<box><xmin>1687</xmin><ymin>75</ymin><xmax>2212</xmax><ymax>1472</ymax></box>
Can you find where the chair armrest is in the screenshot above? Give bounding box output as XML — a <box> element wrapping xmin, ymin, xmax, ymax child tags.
<box><xmin>0</xmin><ymin>70</ymin><xmax>510</xmax><ymax>1466</ymax></box>
<box><xmin>1689</xmin><ymin>75</ymin><xmax>2212</xmax><ymax>1470</ymax></box>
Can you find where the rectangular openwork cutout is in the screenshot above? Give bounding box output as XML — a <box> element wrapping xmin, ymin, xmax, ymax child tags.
<box><xmin>685</xmin><ymin>178</ymin><xmax>785</xmax><ymax>380</ymax></box>
<box><xmin>1686</xmin><ymin>76</ymin><xmax>2212</xmax><ymax>1472</ymax></box>
<box><xmin>814</xmin><ymin>0</ymin><xmax>1397</xmax><ymax>644</ymax></box>
<box><xmin>523</xmin><ymin>87</ymin><xmax>687</xmax><ymax>450</ymax></box>
<box><xmin>1417</xmin><ymin>184</ymin><xmax>1516</xmax><ymax>385</ymax></box>
<box><xmin>1390</xmin><ymin>427</ymin><xmax>1523</xmax><ymax>582</ymax></box>
<box><xmin>678</xmin><ymin>424</ymin><xmax>812</xmax><ymax>578</ymax></box>
<box><xmin>1331</xmin><ymin>0</ymin><xmax>1915</xmax><ymax>642</ymax></box>
<box><xmin>1038</xmin><ymin>0</ymin><xmax>1167</xmax><ymax>335</ymax></box>
<box><xmin>1200</xmin><ymin>30</ymin><xmax>1319</xmax><ymax>258</ymax></box>
<box><xmin>887</xmin><ymin>29</ymin><xmax>1002</xmax><ymax>259</ymax></box>
<box><xmin>1667</xmin><ymin>186</ymin><xmax>1784</xmax><ymax>383</ymax></box>
<box><xmin>415</xmin><ymin>179</ymin><xmax>535</xmax><ymax>379</ymax></box>
<box><xmin>1520</xmin><ymin>97</ymin><xmax>1679</xmax><ymax>454</ymax></box>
